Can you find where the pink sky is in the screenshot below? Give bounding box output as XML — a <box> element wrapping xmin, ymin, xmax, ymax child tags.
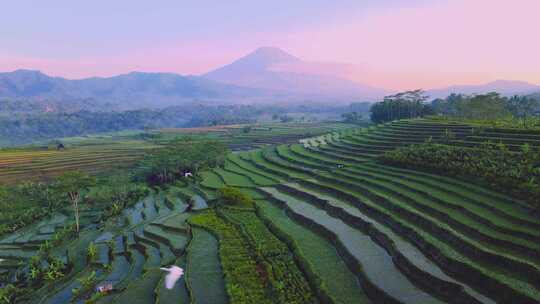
<box><xmin>1</xmin><ymin>0</ymin><xmax>538</xmax><ymax>91</ymax></box>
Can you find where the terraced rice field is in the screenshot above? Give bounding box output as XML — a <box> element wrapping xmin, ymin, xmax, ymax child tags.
<box><xmin>156</xmin><ymin>122</ymin><xmax>354</xmax><ymax>151</ymax></box>
<box><xmin>3</xmin><ymin>118</ymin><xmax>540</xmax><ymax>303</ymax></box>
<box><xmin>0</xmin><ymin>122</ymin><xmax>351</xmax><ymax>185</ymax></box>
<box><xmin>0</xmin><ymin>141</ymin><xmax>156</xmax><ymax>185</ymax></box>
<box><xmin>190</xmin><ymin>118</ymin><xmax>540</xmax><ymax>303</ymax></box>
<box><xmin>0</xmin><ymin>190</ymin><xmax>197</xmax><ymax>303</ymax></box>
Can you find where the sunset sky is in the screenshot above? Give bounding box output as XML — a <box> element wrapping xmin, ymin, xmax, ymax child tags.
<box><xmin>1</xmin><ymin>0</ymin><xmax>538</xmax><ymax>90</ymax></box>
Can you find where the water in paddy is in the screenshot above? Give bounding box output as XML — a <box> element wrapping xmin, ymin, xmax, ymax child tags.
<box><xmin>192</xmin><ymin>195</ymin><xmax>208</xmax><ymax>210</ymax></box>
<box><xmin>45</xmin><ymin>269</ymin><xmax>105</xmax><ymax>304</ymax></box>
<box><xmin>262</xmin><ymin>187</ymin><xmax>444</xmax><ymax>304</ymax></box>
<box><xmin>287</xmin><ymin>183</ymin><xmax>496</xmax><ymax>304</ymax></box>
<box><xmin>99</xmin><ymin>255</ymin><xmax>131</xmax><ymax>286</ymax></box>
<box><xmin>143</xmin><ymin>198</ymin><xmax>158</xmax><ymax>220</ymax></box>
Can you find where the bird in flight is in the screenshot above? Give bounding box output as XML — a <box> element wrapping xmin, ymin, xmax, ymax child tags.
<box><xmin>160</xmin><ymin>266</ymin><xmax>185</xmax><ymax>289</ymax></box>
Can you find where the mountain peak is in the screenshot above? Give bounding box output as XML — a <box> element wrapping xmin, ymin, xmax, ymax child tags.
<box><xmin>225</xmin><ymin>47</ymin><xmax>300</xmax><ymax>70</ymax></box>
<box><xmin>203</xmin><ymin>46</ymin><xmax>387</xmax><ymax>100</ymax></box>
<box><xmin>248</xmin><ymin>46</ymin><xmax>300</xmax><ymax>63</ymax></box>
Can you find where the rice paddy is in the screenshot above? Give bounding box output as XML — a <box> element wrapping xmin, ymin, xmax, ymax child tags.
<box><xmin>2</xmin><ymin>119</ymin><xmax>540</xmax><ymax>303</ymax></box>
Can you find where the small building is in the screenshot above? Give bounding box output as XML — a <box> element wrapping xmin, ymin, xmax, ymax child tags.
<box><xmin>96</xmin><ymin>283</ymin><xmax>113</xmax><ymax>293</ymax></box>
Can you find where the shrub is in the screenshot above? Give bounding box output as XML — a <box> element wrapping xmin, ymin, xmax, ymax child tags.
<box><xmin>87</xmin><ymin>242</ymin><xmax>98</xmax><ymax>263</ymax></box>
<box><xmin>217</xmin><ymin>187</ymin><xmax>254</xmax><ymax>207</ymax></box>
<box><xmin>0</xmin><ymin>285</ymin><xmax>20</xmax><ymax>304</ymax></box>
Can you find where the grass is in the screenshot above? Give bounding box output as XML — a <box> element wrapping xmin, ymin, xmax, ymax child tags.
<box><xmin>223</xmin><ymin>161</ymin><xmax>276</xmax><ymax>186</ymax></box>
<box><xmin>214</xmin><ymin>167</ymin><xmax>255</xmax><ymax>188</ymax></box>
<box><xmin>185</xmin><ymin>227</ymin><xmax>226</xmax><ymax>304</ymax></box>
<box><xmin>348</xmin><ymin>163</ymin><xmax>540</xmax><ymax>225</ymax></box>
<box><xmin>255</xmin><ymin>199</ymin><xmax>368</xmax><ymax>304</ymax></box>
<box><xmin>189</xmin><ymin>210</ymin><xmax>271</xmax><ymax>304</ymax></box>
<box><xmin>341</xmin><ymin>166</ymin><xmax>540</xmax><ymax>239</ymax></box>
<box><xmin>278</xmin><ymin>181</ymin><xmax>494</xmax><ymax>303</ymax></box>
<box><xmin>261</xmin><ymin>187</ymin><xmax>441</xmax><ymax>304</ymax></box>
<box><xmin>313</xmin><ymin>169</ymin><xmax>540</xmax><ymax>276</ymax></box>
<box><xmin>249</xmin><ymin>138</ymin><xmax>534</xmax><ymax>302</ymax></box>
<box><xmin>200</xmin><ymin>171</ymin><xmax>225</xmax><ymax>189</ymax></box>
<box><xmin>227</xmin><ymin>153</ymin><xmax>282</xmax><ymax>181</ymax></box>
<box><xmin>298</xmin><ymin>177</ymin><xmax>540</xmax><ymax>301</ymax></box>
<box><xmin>6</xmin><ymin>118</ymin><xmax>540</xmax><ymax>303</ymax></box>
<box><xmin>0</xmin><ymin>142</ymin><xmax>153</xmax><ymax>185</ymax></box>
<box><xmin>331</xmin><ymin>169</ymin><xmax>540</xmax><ymax>255</ymax></box>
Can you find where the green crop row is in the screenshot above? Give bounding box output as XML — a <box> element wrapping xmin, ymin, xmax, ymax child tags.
<box><xmin>189</xmin><ymin>210</ymin><xmax>272</xmax><ymax>304</ymax></box>
<box><xmin>219</xmin><ymin>207</ymin><xmax>316</xmax><ymax>304</ymax></box>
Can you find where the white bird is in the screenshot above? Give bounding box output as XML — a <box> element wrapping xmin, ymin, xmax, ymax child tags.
<box><xmin>160</xmin><ymin>266</ymin><xmax>184</xmax><ymax>289</ymax></box>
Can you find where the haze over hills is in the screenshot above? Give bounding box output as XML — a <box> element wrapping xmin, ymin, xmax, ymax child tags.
<box><xmin>204</xmin><ymin>47</ymin><xmax>388</xmax><ymax>100</ymax></box>
<box><xmin>1</xmin><ymin>47</ymin><xmax>539</xmax><ymax>111</ymax></box>
<box><xmin>427</xmin><ymin>80</ymin><xmax>540</xmax><ymax>99</ymax></box>
<box><xmin>0</xmin><ymin>69</ymin><xmax>271</xmax><ymax>110</ymax></box>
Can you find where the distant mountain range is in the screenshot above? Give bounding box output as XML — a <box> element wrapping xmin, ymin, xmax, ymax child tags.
<box><xmin>0</xmin><ymin>47</ymin><xmax>539</xmax><ymax>110</ymax></box>
<box><xmin>0</xmin><ymin>69</ymin><xmax>269</xmax><ymax>109</ymax></box>
<box><xmin>427</xmin><ymin>80</ymin><xmax>540</xmax><ymax>99</ymax></box>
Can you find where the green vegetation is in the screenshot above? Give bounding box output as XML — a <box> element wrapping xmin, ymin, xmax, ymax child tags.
<box><xmin>370</xmin><ymin>89</ymin><xmax>434</xmax><ymax>123</ymax></box>
<box><xmin>134</xmin><ymin>139</ymin><xmax>228</xmax><ymax>185</ymax></box>
<box><xmin>220</xmin><ymin>208</ymin><xmax>316</xmax><ymax>303</ymax></box>
<box><xmin>0</xmin><ymin>141</ymin><xmax>153</xmax><ymax>185</ymax></box>
<box><xmin>55</xmin><ymin>171</ymin><xmax>96</xmax><ymax>232</ymax></box>
<box><xmin>189</xmin><ymin>210</ymin><xmax>271</xmax><ymax>303</ymax></box>
<box><xmin>3</xmin><ymin>116</ymin><xmax>540</xmax><ymax>303</ymax></box>
<box><xmin>382</xmin><ymin>141</ymin><xmax>540</xmax><ymax>209</ymax></box>
<box><xmin>431</xmin><ymin>93</ymin><xmax>540</xmax><ymax>128</ymax></box>
<box><xmin>0</xmin><ymin>182</ymin><xmax>61</xmax><ymax>235</ymax></box>
<box><xmin>256</xmin><ymin>200</ymin><xmax>367</xmax><ymax>303</ymax></box>
<box><xmin>216</xmin><ymin>186</ymin><xmax>254</xmax><ymax>208</ymax></box>
<box><xmin>185</xmin><ymin>227</ymin><xmax>227</xmax><ymax>304</ymax></box>
<box><xmin>0</xmin><ymin>102</ymin><xmax>355</xmax><ymax>146</ymax></box>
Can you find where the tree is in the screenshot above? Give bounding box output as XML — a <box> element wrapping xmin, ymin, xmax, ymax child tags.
<box><xmin>506</xmin><ymin>95</ymin><xmax>539</xmax><ymax>127</ymax></box>
<box><xmin>466</xmin><ymin>92</ymin><xmax>507</xmax><ymax>120</ymax></box>
<box><xmin>370</xmin><ymin>89</ymin><xmax>431</xmax><ymax>123</ymax></box>
<box><xmin>55</xmin><ymin>171</ymin><xmax>96</xmax><ymax>232</ymax></box>
<box><xmin>135</xmin><ymin>139</ymin><xmax>228</xmax><ymax>185</ymax></box>
<box><xmin>18</xmin><ymin>181</ymin><xmax>61</xmax><ymax>213</ymax></box>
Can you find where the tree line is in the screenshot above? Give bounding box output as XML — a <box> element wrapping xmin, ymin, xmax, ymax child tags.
<box><xmin>431</xmin><ymin>93</ymin><xmax>539</xmax><ymax>126</ymax></box>
<box><xmin>368</xmin><ymin>90</ymin><xmax>540</xmax><ymax>126</ymax></box>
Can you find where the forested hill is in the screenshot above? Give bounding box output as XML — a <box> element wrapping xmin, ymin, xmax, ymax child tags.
<box><xmin>0</xmin><ymin>70</ymin><xmax>268</xmax><ymax>109</ymax></box>
<box><xmin>0</xmin><ymin>103</ymin><xmax>356</xmax><ymax>146</ymax></box>
<box><xmin>0</xmin><ymin>105</ymin><xmax>261</xmax><ymax>146</ymax></box>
